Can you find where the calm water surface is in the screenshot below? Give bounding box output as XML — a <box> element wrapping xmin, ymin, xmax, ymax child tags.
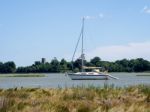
<box><xmin>0</xmin><ymin>73</ymin><xmax>150</xmax><ymax>89</ymax></box>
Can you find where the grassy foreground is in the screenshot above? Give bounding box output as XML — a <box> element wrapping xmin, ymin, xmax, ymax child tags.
<box><xmin>0</xmin><ymin>85</ymin><xmax>149</xmax><ymax>112</ymax></box>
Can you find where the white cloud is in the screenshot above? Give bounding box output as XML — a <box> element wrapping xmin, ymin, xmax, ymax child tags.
<box><xmin>84</xmin><ymin>13</ymin><xmax>104</xmax><ymax>20</ymax></box>
<box><xmin>142</xmin><ymin>6</ymin><xmax>150</xmax><ymax>14</ymax></box>
<box><xmin>84</xmin><ymin>16</ymin><xmax>96</xmax><ymax>20</ymax></box>
<box><xmin>87</xmin><ymin>42</ymin><xmax>150</xmax><ymax>61</ymax></box>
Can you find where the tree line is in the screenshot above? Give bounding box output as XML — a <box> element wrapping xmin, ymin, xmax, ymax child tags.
<box><xmin>0</xmin><ymin>57</ymin><xmax>150</xmax><ymax>73</ymax></box>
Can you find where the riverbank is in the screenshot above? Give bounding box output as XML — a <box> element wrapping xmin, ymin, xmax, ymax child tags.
<box><xmin>0</xmin><ymin>73</ymin><xmax>45</xmax><ymax>77</ymax></box>
<box><xmin>0</xmin><ymin>85</ymin><xmax>149</xmax><ymax>112</ymax></box>
<box><xmin>136</xmin><ymin>74</ymin><xmax>150</xmax><ymax>76</ymax></box>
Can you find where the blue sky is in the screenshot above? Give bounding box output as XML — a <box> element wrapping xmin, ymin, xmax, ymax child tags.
<box><xmin>0</xmin><ymin>0</ymin><xmax>150</xmax><ymax>66</ymax></box>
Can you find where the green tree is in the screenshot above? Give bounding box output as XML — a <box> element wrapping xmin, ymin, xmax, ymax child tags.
<box><xmin>3</xmin><ymin>61</ymin><xmax>16</xmax><ymax>73</ymax></box>
<box><xmin>73</xmin><ymin>59</ymin><xmax>82</xmax><ymax>71</ymax></box>
<box><xmin>0</xmin><ymin>62</ymin><xmax>3</xmax><ymax>73</ymax></box>
<box><xmin>50</xmin><ymin>57</ymin><xmax>60</xmax><ymax>72</ymax></box>
<box><xmin>90</xmin><ymin>57</ymin><xmax>101</xmax><ymax>67</ymax></box>
<box><xmin>60</xmin><ymin>59</ymin><xmax>68</xmax><ymax>72</ymax></box>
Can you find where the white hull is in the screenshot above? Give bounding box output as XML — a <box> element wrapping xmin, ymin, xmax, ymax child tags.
<box><xmin>68</xmin><ymin>73</ymin><xmax>108</xmax><ymax>80</ymax></box>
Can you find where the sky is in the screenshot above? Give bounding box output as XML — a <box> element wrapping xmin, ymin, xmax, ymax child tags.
<box><xmin>0</xmin><ymin>0</ymin><xmax>150</xmax><ymax>66</ymax></box>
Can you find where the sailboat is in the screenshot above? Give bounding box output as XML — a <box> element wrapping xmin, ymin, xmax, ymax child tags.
<box><xmin>68</xmin><ymin>18</ymin><xmax>118</xmax><ymax>80</ymax></box>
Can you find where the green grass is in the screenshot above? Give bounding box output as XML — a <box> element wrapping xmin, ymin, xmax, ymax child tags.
<box><xmin>0</xmin><ymin>85</ymin><xmax>150</xmax><ymax>112</ymax></box>
<box><xmin>136</xmin><ymin>74</ymin><xmax>150</xmax><ymax>76</ymax></box>
<box><xmin>0</xmin><ymin>74</ymin><xmax>45</xmax><ymax>77</ymax></box>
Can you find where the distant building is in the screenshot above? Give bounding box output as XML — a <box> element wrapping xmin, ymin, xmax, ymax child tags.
<box><xmin>35</xmin><ymin>61</ymin><xmax>41</xmax><ymax>65</ymax></box>
<box><xmin>41</xmin><ymin>58</ymin><xmax>46</xmax><ymax>64</ymax></box>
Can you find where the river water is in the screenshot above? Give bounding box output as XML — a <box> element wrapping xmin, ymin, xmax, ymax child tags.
<box><xmin>0</xmin><ymin>73</ymin><xmax>150</xmax><ymax>89</ymax></box>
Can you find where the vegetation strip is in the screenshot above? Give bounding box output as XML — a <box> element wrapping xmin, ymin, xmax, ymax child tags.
<box><xmin>0</xmin><ymin>74</ymin><xmax>45</xmax><ymax>77</ymax></box>
<box><xmin>1</xmin><ymin>57</ymin><xmax>150</xmax><ymax>74</ymax></box>
<box><xmin>0</xmin><ymin>85</ymin><xmax>149</xmax><ymax>112</ymax></box>
<box><xmin>136</xmin><ymin>75</ymin><xmax>150</xmax><ymax>76</ymax></box>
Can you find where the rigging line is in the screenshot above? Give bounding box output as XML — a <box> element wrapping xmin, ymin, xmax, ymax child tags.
<box><xmin>71</xmin><ymin>25</ymin><xmax>83</xmax><ymax>70</ymax></box>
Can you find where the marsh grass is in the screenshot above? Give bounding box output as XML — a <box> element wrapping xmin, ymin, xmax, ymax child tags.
<box><xmin>0</xmin><ymin>97</ymin><xmax>15</xmax><ymax>112</ymax></box>
<box><xmin>138</xmin><ymin>85</ymin><xmax>150</xmax><ymax>102</ymax></box>
<box><xmin>0</xmin><ymin>85</ymin><xmax>149</xmax><ymax>112</ymax></box>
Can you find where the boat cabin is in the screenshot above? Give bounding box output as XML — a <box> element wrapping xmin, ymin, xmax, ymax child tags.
<box><xmin>82</xmin><ymin>66</ymin><xmax>107</xmax><ymax>73</ymax></box>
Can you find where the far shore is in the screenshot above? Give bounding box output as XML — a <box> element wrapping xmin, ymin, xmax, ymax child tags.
<box><xmin>136</xmin><ymin>74</ymin><xmax>150</xmax><ymax>76</ymax></box>
<box><xmin>0</xmin><ymin>73</ymin><xmax>45</xmax><ymax>77</ymax></box>
<box><xmin>0</xmin><ymin>72</ymin><xmax>150</xmax><ymax>77</ymax></box>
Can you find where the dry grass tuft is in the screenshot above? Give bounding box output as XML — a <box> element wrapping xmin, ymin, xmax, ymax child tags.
<box><xmin>0</xmin><ymin>85</ymin><xmax>149</xmax><ymax>112</ymax></box>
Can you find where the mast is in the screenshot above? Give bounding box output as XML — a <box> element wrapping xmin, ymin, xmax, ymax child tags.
<box><xmin>81</xmin><ymin>17</ymin><xmax>85</xmax><ymax>72</ymax></box>
<box><xmin>71</xmin><ymin>18</ymin><xmax>85</xmax><ymax>72</ymax></box>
